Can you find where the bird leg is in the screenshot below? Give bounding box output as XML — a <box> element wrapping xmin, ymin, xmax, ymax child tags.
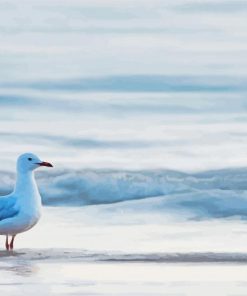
<box><xmin>5</xmin><ymin>235</ymin><xmax>9</xmax><ymax>251</ymax></box>
<box><xmin>10</xmin><ymin>235</ymin><xmax>16</xmax><ymax>250</ymax></box>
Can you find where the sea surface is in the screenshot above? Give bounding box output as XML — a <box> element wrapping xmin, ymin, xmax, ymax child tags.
<box><xmin>1</xmin><ymin>0</ymin><xmax>247</xmax><ymax>295</ymax></box>
<box><xmin>0</xmin><ymin>0</ymin><xmax>247</xmax><ymax>173</ymax></box>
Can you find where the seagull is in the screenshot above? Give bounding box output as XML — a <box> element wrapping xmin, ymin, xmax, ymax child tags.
<box><xmin>0</xmin><ymin>153</ymin><xmax>53</xmax><ymax>250</ymax></box>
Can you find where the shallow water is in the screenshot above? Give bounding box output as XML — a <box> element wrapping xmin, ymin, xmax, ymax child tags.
<box><xmin>1</xmin><ymin>207</ymin><xmax>247</xmax><ymax>295</ymax></box>
<box><xmin>1</xmin><ymin>205</ymin><xmax>247</xmax><ymax>253</ymax></box>
<box><xmin>2</xmin><ymin>258</ymin><xmax>247</xmax><ymax>296</ymax></box>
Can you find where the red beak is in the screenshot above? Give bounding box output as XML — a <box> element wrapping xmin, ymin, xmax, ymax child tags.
<box><xmin>37</xmin><ymin>161</ymin><xmax>53</xmax><ymax>167</ymax></box>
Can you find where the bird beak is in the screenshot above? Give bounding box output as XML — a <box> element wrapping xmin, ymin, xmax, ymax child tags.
<box><xmin>37</xmin><ymin>161</ymin><xmax>53</xmax><ymax>167</ymax></box>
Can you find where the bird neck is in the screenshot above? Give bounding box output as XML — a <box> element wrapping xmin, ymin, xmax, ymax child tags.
<box><xmin>14</xmin><ymin>170</ymin><xmax>39</xmax><ymax>198</ymax></box>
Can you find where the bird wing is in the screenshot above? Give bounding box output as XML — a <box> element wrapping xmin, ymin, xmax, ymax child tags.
<box><xmin>0</xmin><ymin>195</ymin><xmax>19</xmax><ymax>221</ymax></box>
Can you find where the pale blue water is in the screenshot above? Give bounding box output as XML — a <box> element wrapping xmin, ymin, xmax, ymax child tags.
<box><xmin>0</xmin><ymin>0</ymin><xmax>247</xmax><ymax>219</ymax></box>
<box><xmin>2</xmin><ymin>3</ymin><xmax>247</xmax><ymax>295</ymax></box>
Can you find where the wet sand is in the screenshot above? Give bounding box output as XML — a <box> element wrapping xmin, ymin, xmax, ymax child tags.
<box><xmin>2</xmin><ymin>207</ymin><xmax>247</xmax><ymax>295</ymax></box>
<box><xmin>2</xmin><ymin>250</ymin><xmax>247</xmax><ymax>296</ymax></box>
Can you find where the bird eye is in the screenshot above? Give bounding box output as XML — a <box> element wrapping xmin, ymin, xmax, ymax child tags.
<box><xmin>28</xmin><ymin>157</ymin><xmax>32</xmax><ymax>161</ymax></box>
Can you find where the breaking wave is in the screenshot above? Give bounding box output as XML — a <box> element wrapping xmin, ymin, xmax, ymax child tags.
<box><xmin>1</xmin><ymin>168</ymin><xmax>247</xmax><ymax>219</ymax></box>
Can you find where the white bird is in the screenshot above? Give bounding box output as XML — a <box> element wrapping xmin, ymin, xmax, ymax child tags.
<box><xmin>0</xmin><ymin>153</ymin><xmax>53</xmax><ymax>250</ymax></box>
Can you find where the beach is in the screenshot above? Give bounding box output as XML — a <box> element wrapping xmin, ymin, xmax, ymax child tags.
<box><xmin>2</xmin><ymin>254</ymin><xmax>247</xmax><ymax>296</ymax></box>
<box><xmin>1</xmin><ymin>206</ymin><xmax>247</xmax><ymax>295</ymax></box>
<box><xmin>1</xmin><ymin>0</ymin><xmax>247</xmax><ymax>294</ymax></box>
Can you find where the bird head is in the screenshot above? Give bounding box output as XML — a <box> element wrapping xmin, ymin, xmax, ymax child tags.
<box><xmin>17</xmin><ymin>153</ymin><xmax>53</xmax><ymax>173</ymax></box>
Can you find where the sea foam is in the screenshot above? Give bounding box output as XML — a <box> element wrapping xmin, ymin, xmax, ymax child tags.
<box><xmin>1</xmin><ymin>168</ymin><xmax>247</xmax><ymax>220</ymax></box>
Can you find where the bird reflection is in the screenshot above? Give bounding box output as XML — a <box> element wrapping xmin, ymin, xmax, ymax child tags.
<box><xmin>0</xmin><ymin>250</ymin><xmax>39</xmax><ymax>277</ymax></box>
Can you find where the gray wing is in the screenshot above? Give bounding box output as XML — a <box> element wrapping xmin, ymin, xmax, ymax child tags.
<box><xmin>0</xmin><ymin>195</ymin><xmax>19</xmax><ymax>222</ymax></box>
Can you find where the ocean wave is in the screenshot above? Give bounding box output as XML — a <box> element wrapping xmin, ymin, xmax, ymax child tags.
<box><xmin>1</xmin><ymin>168</ymin><xmax>247</xmax><ymax>219</ymax></box>
<box><xmin>36</xmin><ymin>169</ymin><xmax>189</xmax><ymax>206</ymax></box>
<box><xmin>4</xmin><ymin>75</ymin><xmax>245</xmax><ymax>92</ymax></box>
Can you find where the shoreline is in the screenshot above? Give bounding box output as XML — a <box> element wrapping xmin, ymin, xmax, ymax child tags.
<box><xmin>3</xmin><ymin>249</ymin><xmax>247</xmax><ymax>264</ymax></box>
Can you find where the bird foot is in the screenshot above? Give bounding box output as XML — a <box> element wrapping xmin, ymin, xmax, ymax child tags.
<box><xmin>5</xmin><ymin>235</ymin><xmax>15</xmax><ymax>251</ymax></box>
